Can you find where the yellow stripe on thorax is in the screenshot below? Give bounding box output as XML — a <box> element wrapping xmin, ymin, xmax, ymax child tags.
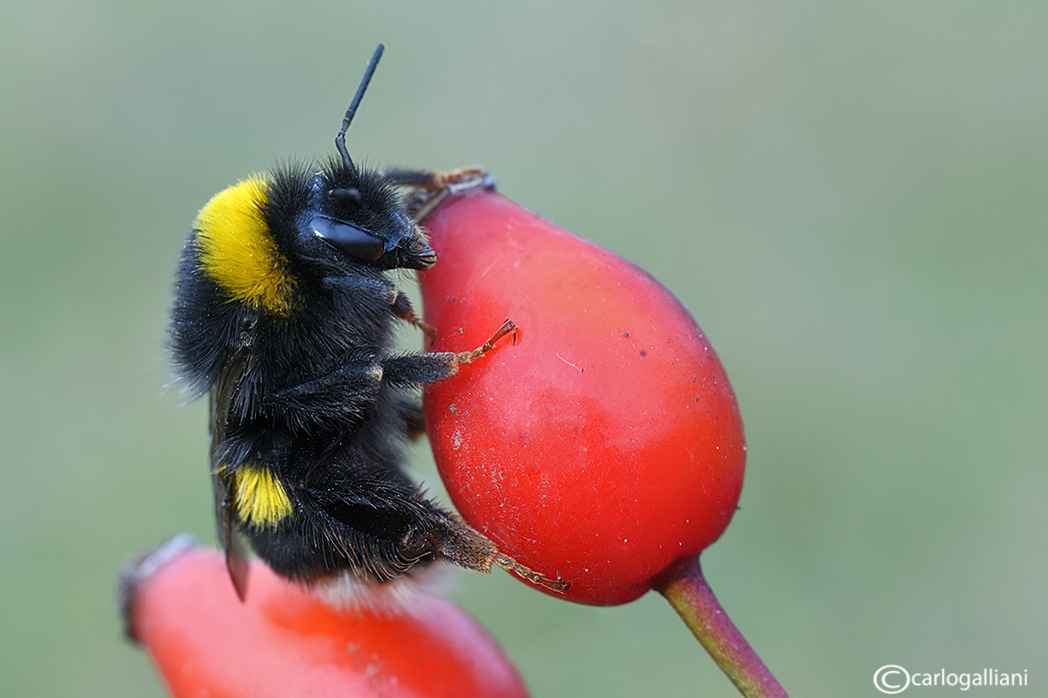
<box><xmin>232</xmin><ymin>465</ymin><xmax>293</xmax><ymax>528</ymax></box>
<box><xmin>195</xmin><ymin>176</ymin><xmax>299</xmax><ymax>316</ymax></box>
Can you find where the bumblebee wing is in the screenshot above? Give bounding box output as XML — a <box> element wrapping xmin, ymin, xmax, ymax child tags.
<box><xmin>212</xmin><ymin>464</ymin><xmax>249</xmax><ymax>601</ymax></box>
<box><xmin>210</xmin><ymin>354</ymin><xmax>251</xmax><ymax>601</ymax></box>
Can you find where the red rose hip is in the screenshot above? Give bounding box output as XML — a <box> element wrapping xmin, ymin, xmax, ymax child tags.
<box><xmin>419</xmin><ymin>187</ymin><xmax>746</xmax><ymax>606</ymax></box>
<box><xmin>120</xmin><ymin>536</ymin><xmax>529</xmax><ymax>698</ymax></box>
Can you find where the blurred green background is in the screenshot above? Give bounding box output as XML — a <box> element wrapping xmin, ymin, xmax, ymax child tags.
<box><xmin>2</xmin><ymin>2</ymin><xmax>1045</xmax><ymax>696</ymax></box>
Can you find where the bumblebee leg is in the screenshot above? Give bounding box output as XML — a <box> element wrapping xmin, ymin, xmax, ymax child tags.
<box><xmin>381</xmin><ymin>320</ymin><xmax>517</xmax><ymax>388</ymax></box>
<box><xmin>450</xmin><ymin>319</ymin><xmax>517</xmax><ymax>366</ymax></box>
<box><xmin>382</xmin><ymin>167</ymin><xmax>496</xmax><ymax>223</ymax></box>
<box><xmin>390</xmin><ymin>291</ymin><xmax>437</xmax><ymax>340</ymax></box>
<box><xmin>380</xmin><ymin>166</ymin><xmax>488</xmax><ymax>189</ymax></box>
<box><xmin>394</xmin><ymin>396</ymin><xmax>426</xmax><ymax>441</ymax></box>
<box><xmin>422</xmin><ymin>504</ymin><xmax>569</xmax><ymax>592</ymax></box>
<box><xmin>323</xmin><ymin>275</ymin><xmax>436</xmax><ymax>339</ymax></box>
<box><xmin>266</xmin><ymin>360</ymin><xmax>383</xmax><ymax>423</ymax></box>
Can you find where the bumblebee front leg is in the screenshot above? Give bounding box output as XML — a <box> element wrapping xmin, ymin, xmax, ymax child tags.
<box><xmin>381</xmin><ymin>167</ymin><xmax>496</xmax><ymax>223</ymax></box>
<box><xmin>381</xmin><ymin>320</ymin><xmax>517</xmax><ymax>389</ymax></box>
<box><xmin>323</xmin><ymin>275</ymin><xmax>436</xmax><ymax>339</ymax></box>
<box><xmin>380</xmin><ymin>166</ymin><xmax>490</xmax><ymax>190</ymax></box>
<box><xmin>390</xmin><ymin>292</ymin><xmax>437</xmax><ymax>340</ymax></box>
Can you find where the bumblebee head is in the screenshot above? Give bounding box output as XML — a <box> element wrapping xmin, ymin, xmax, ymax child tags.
<box><xmin>309</xmin><ymin>42</ymin><xmax>436</xmax><ymax>273</ymax></box>
<box><xmin>306</xmin><ymin>171</ymin><xmax>436</xmax><ymax>273</ymax></box>
<box><xmin>189</xmin><ymin>44</ymin><xmax>435</xmax><ymax>317</ymax></box>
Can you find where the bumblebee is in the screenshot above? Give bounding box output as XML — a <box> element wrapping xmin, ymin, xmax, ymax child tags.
<box><xmin>169</xmin><ymin>45</ymin><xmax>556</xmax><ymax>600</ymax></box>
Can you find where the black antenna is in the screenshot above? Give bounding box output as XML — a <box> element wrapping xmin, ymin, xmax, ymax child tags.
<box><xmin>336</xmin><ymin>43</ymin><xmax>384</xmax><ymax>174</ymax></box>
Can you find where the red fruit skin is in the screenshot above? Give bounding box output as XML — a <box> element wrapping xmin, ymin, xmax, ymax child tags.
<box><xmin>420</xmin><ymin>191</ymin><xmax>745</xmax><ymax>606</ymax></box>
<box><xmin>126</xmin><ymin>542</ymin><xmax>529</xmax><ymax>698</ymax></box>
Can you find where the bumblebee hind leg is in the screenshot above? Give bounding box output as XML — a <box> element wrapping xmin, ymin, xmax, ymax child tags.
<box><xmin>421</xmin><ymin>504</ymin><xmax>569</xmax><ymax>593</ymax></box>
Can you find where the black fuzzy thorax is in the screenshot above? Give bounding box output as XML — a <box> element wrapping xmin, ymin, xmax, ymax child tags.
<box><xmin>170</xmin><ymin>162</ymin><xmax>400</xmax><ymax>408</ymax></box>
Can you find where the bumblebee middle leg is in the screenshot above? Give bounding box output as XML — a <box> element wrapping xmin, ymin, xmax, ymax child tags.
<box><xmin>381</xmin><ymin>320</ymin><xmax>517</xmax><ymax>389</ymax></box>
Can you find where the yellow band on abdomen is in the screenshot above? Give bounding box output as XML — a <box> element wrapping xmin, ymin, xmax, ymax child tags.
<box><xmin>232</xmin><ymin>465</ymin><xmax>293</xmax><ymax>528</ymax></box>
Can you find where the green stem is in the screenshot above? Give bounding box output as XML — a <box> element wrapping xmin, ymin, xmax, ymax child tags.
<box><xmin>654</xmin><ymin>556</ymin><xmax>788</xmax><ymax>697</ymax></box>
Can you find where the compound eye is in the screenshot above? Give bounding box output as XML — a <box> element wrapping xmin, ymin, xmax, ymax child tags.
<box><xmin>309</xmin><ymin>215</ymin><xmax>385</xmax><ymax>261</ymax></box>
